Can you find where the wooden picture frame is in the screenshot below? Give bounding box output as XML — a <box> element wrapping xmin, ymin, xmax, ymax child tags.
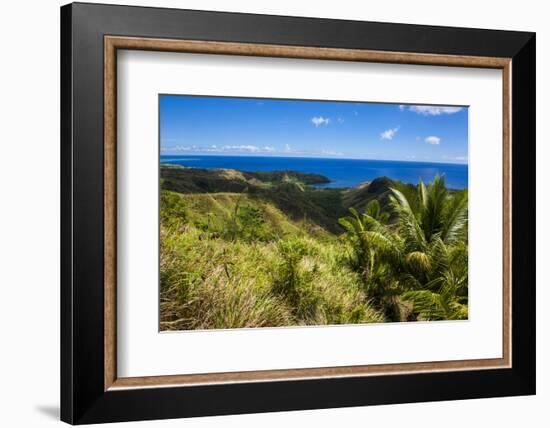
<box><xmin>61</xmin><ymin>2</ymin><xmax>535</xmax><ymax>424</ymax></box>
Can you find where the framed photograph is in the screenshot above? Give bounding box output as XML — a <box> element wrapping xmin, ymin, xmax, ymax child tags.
<box><xmin>61</xmin><ymin>2</ymin><xmax>535</xmax><ymax>424</ymax></box>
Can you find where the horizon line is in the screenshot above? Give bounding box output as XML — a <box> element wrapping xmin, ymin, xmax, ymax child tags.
<box><xmin>159</xmin><ymin>152</ymin><xmax>468</xmax><ymax>166</ymax></box>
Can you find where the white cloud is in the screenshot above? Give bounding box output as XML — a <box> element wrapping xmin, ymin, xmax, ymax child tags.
<box><xmin>161</xmin><ymin>143</ymin><xmax>346</xmax><ymax>158</ymax></box>
<box><xmin>443</xmin><ymin>155</ymin><xmax>468</xmax><ymax>162</ymax></box>
<box><xmin>321</xmin><ymin>149</ymin><xmax>344</xmax><ymax>156</ymax></box>
<box><xmin>409</xmin><ymin>105</ymin><xmax>463</xmax><ymax>116</ymax></box>
<box><xmin>222</xmin><ymin>145</ymin><xmax>260</xmax><ymax>152</ymax></box>
<box><xmin>161</xmin><ymin>145</ymin><xmax>193</xmax><ymax>152</ymax></box>
<box><xmin>337</xmin><ymin>117</ymin><xmax>345</xmax><ymax>124</ymax></box>
<box><xmin>311</xmin><ymin>116</ymin><xmax>331</xmax><ymax>127</ymax></box>
<box><xmin>425</xmin><ymin>136</ymin><xmax>441</xmax><ymax>145</ymax></box>
<box><xmin>398</xmin><ymin>104</ymin><xmax>406</xmax><ymax>111</ymax></box>
<box><xmin>380</xmin><ymin>127</ymin><xmax>400</xmax><ymax>140</ymax></box>
<box><xmin>163</xmin><ymin>144</ymin><xmax>273</xmax><ymax>154</ymax></box>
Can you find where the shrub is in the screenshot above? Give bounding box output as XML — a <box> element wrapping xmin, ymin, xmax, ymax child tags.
<box><xmin>272</xmin><ymin>237</ymin><xmax>385</xmax><ymax>325</ymax></box>
<box><xmin>273</xmin><ymin>238</ymin><xmax>309</xmax><ymax>305</ymax></box>
<box><xmin>234</xmin><ymin>205</ymin><xmax>275</xmax><ymax>242</ymax></box>
<box><xmin>160</xmin><ymin>190</ymin><xmax>187</xmax><ymax>228</ymax></box>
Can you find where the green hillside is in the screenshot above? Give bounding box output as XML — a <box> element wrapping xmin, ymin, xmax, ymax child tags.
<box><xmin>160</xmin><ymin>165</ymin><xmax>468</xmax><ymax>331</ymax></box>
<box><xmin>161</xmin><ymin>164</ymin><xmax>391</xmax><ymax>233</ymax></box>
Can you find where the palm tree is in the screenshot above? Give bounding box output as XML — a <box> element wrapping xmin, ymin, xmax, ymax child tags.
<box><xmin>339</xmin><ymin>200</ymin><xmax>404</xmax><ymax>320</ymax></box>
<box><xmin>389</xmin><ymin>175</ymin><xmax>468</xmax><ymax>251</ymax></box>
<box><xmin>338</xmin><ymin>200</ymin><xmax>398</xmax><ymax>273</ymax></box>
<box><xmin>338</xmin><ymin>177</ymin><xmax>468</xmax><ymax>322</ymax></box>
<box><xmin>389</xmin><ymin>176</ymin><xmax>468</xmax><ymax>320</ymax></box>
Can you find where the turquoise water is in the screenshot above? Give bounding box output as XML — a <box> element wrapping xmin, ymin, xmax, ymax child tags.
<box><xmin>161</xmin><ymin>155</ymin><xmax>468</xmax><ymax>189</ymax></box>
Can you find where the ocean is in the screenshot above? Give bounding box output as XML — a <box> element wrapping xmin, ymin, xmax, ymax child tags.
<box><xmin>160</xmin><ymin>155</ymin><xmax>468</xmax><ymax>189</ymax></box>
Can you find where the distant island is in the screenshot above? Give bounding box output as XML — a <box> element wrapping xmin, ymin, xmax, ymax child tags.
<box><xmin>160</xmin><ymin>163</ymin><xmax>468</xmax><ymax>331</ymax></box>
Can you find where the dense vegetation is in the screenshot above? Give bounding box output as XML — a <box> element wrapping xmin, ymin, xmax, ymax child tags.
<box><xmin>160</xmin><ymin>164</ymin><xmax>468</xmax><ymax>331</ymax></box>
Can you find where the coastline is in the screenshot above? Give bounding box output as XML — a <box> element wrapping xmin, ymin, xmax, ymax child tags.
<box><xmin>160</xmin><ymin>155</ymin><xmax>469</xmax><ymax>190</ymax></box>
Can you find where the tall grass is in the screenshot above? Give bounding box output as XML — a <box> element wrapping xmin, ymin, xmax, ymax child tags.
<box><xmin>160</xmin><ymin>174</ymin><xmax>468</xmax><ymax>330</ymax></box>
<box><xmin>160</xmin><ymin>191</ymin><xmax>384</xmax><ymax>330</ymax></box>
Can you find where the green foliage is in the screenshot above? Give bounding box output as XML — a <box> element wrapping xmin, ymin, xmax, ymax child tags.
<box><xmin>160</xmin><ymin>190</ymin><xmax>188</xmax><ymax>229</ymax></box>
<box><xmin>159</xmin><ymin>168</ymin><xmax>468</xmax><ymax>330</ymax></box>
<box><xmin>339</xmin><ymin>176</ymin><xmax>468</xmax><ymax>321</ymax></box>
<box><xmin>389</xmin><ymin>175</ymin><xmax>468</xmax><ymax>250</ymax></box>
<box><xmin>271</xmin><ymin>237</ymin><xmax>385</xmax><ymax>324</ymax></box>
<box><xmin>225</xmin><ymin>199</ymin><xmax>275</xmax><ymax>242</ymax></box>
<box><xmin>272</xmin><ymin>238</ymin><xmax>311</xmax><ymax>313</ymax></box>
<box><xmin>160</xmin><ymin>226</ymin><xmax>384</xmax><ymax>330</ymax></box>
<box><xmin>338</xmin><ymin>200</ymin><xmax>404</xmax><ymax>319</ymax></box>
<box><xmin>402</xmin><ymin>284</ymin><xmax>468</xmax><ymax>321</ymax></box>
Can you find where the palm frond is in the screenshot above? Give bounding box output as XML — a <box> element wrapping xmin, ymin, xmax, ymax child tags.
<box><xmin>417</xmin><ymin>179</ymin><xmax>428</xmax><ymax>215</ymax></box>
<box><xmin>402</xmin><ymin>290</ymin><xmax>447</xmax><ymax>320</ymax></box>
<box><xmin>389</xmin><ymin>188</ymin><xmax>427</xmax><ymax>252</ymax></box>
<box><xmin>365</xmin><ymin>199</ymin><xmax>381</xmax><ymax>219</ymax></box>
<box><xmin>421</xmin><ymin>175</ymin><xmax>448</xmax><ymax>242</ymax></box>
<box><xmin>405</xmin><ymin>251</ymin><xmax>432</xmax><ymax>273</ymax></box>
<box><xmin>441</xmin><ymin>189</ymin><xmax>468</xmax><ymax>244</ymax></box>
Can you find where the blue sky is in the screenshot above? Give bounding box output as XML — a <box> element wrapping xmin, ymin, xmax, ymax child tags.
<box><xmin>160</xmin><ymin>95</ymin><xmax>468</xmax><ymax>164</ymax></box>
